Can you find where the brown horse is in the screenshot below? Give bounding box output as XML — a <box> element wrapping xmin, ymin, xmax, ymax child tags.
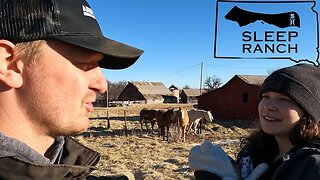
<box><xmin>139</xmin><ymin>108</ymin><xmax>157</xmax><ymax>134</ymax></box>
<box><xmin>156</xmin><ymin>108</ymin><xmax>174</xmax><ymax>141</ymax></box>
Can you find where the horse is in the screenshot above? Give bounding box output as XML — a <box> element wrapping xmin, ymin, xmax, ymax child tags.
<box><xmin>177</xmin><ymin>107</ymin><xmax>189</xmax><ymax>142</ymax></box>
<box><xmin>187</xmin><ymin>109</ymin><xmax>213</xmax><ymax>135</ymax></box>
<box><xmin>156</xmin><ymin>108</ymin><xmax>174</xmax><ymax>141</ymax></box>
<box><xmin>139</xmin><ymin>108</ymin><xmax>157</xmax><ymax>134</ymax></box>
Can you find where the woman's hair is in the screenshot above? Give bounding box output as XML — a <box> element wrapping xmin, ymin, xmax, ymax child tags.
<box><xmin>291</xmin><ymin>116</ymin><xmax>320</xmax><ymax>143</ymax></box>
<box><xmin>239</xmin><ymin>116</ymin><xmax>320</xmax><ymax>166</ymax></box>
<box><xmin>14</xmin><ymin>40</ymin><xmax>46</xmax><ymax>64</ymax></box>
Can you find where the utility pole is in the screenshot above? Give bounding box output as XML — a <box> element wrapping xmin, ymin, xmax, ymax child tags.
<box><xmin>106</xmin><ymin>91</ymin><xmax>108</xmax><ymax>107</ymax></box>
<box><xmin>199</xmin><ymin>62</ymin><xmax>203</xmax><ymax>95</ymax></box>
<box><xmin>106</xmin><ymin>81</ymin><xmax>109</xmax><ymax>107</ymax></box>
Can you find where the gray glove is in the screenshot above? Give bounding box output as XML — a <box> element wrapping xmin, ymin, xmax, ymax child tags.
<box><xmin>188</xmin><ymin>140</ymin><xmax>238</xmax><ymax>180</ymax></box>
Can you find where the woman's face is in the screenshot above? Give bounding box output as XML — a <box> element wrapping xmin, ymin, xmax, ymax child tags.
<box><xmin>258</xmin><ymin>91</ymin><xmax>304</xmax><ymax>138</ymax></box>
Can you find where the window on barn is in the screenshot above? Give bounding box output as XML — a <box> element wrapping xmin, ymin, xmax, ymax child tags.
<box><xmin>243</xmin><ymin>93</ymin><xmax>248</xmax><ymax>103</ymax></box>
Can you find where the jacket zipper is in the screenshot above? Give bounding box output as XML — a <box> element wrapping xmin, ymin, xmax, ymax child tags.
<box><xmin>271</xmin><ymin>154</ymin><xmax>290</xmax><ymax>180</ymax></box>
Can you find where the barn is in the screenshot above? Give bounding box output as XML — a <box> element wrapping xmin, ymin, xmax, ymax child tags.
<box><xmin>180</xmin><ymin>89</ymin><xmax>205</xmax><ymax>104</ymax></box>
<box><xmin>197</xmin><ymin>75</ymin><xmax>266</xmax><ymax>120</ymax></box>
<box><xmin>118</xmin><ymin>82</ymin><xmax>176</xmax><ymax>104</ymax></box>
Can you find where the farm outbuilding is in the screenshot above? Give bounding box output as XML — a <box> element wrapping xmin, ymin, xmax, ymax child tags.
<box><xmin>180</xmin><ymin>89</ymin><xmax>205</xmax><ymax>104</ymax></box>
<box><xmin>197</xmin><ymin>75</ymin><xmax>266</xmax><ymax>120</ymax></box>
<box><xmin>118</xmin><ymin>82</ymin><xmax>176</xmax><ymax>104</ymax></box>
<box><xmin>169</xmin><ymin>85</ymin><xmax>180</xmax><ymax>103</ymax></box>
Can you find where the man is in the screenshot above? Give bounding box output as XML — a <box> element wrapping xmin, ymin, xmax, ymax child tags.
<box><xmin>0</xmin><ymin>0</ymin><xmax>143</xmax><ymax>179</ymax></box>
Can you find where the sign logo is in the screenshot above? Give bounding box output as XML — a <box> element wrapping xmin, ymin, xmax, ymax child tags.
<box><xmin>225</xmin><ymin>6</ymin><xmax>300</xmax><ymax>28</ymax></box>
<box><xmin>214</xmin><ymin>0</ymin><xmax>319</xmax><ymax>66</ymax></box>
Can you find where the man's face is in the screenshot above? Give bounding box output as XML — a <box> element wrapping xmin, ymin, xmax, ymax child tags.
<box><xmin>18</xmin><ymin>40</ymin><xmax>107</xmax><ymax>137</ymax></box>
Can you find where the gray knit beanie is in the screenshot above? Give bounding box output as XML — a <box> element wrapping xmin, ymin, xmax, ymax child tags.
<box><xmin>260</xmin><ymin>63</ymin><xmax>320</xmax><ymax>123</ymax></box>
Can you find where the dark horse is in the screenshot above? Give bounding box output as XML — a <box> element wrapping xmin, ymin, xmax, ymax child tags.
<box><xmin>156</xmin><ymin>109</ymin><xmax>174</xmax><ymax>141</ymax></box>
<box><xmin>139</xmin><ymin>108</ymin><xmax>157</xmax><ymax>134</ymax></box>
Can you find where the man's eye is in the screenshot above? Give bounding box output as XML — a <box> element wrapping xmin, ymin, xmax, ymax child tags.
<box><xmin>74</xmin><ymin>62</ymin><xmax>97</xmax><ymax>71</ymax></box>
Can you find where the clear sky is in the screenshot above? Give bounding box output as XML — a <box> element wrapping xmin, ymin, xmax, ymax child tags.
<box><xmin>87</xmin><ymin>0</ymin><xmax>318</xmax><ymax>89</ymax></box>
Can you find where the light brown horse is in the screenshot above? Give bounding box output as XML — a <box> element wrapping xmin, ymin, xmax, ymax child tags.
<box><xmin>177</xmin><ymin>107</ymin><xmax>189</xmax><ymax>142</ymax></box>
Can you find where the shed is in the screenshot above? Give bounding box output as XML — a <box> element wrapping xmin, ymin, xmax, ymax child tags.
<box><xmin>197</xmin><ymin>75</ymin><xmax>266</xmax><ymax>120</ymax></box>
<box><xmin>180</xmin><ymin>89</ymin><xmax>205</xmax><ymax>104</ymax></box>
<box><xmin>118</xmin><ymin>82</ymin><xmax>175</xmax><ymax>104</ymax></box>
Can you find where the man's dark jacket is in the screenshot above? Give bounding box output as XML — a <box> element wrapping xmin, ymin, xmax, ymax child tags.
<box><xmin>0</xmin><ymin>136</ymin><xmax>127</xmax><ymax>180</ymax></box>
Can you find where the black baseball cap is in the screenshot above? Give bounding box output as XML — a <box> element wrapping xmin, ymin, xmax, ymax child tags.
<box><xmin>0</xmin><ymin>0</ymin><xmax>143</xmax><ymax>69</ymax></box>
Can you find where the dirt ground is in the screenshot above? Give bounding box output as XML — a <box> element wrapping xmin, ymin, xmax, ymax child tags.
<box><xmin>74</xmin><ymin>103</ymin><xmax>259</xmax><ymax>180</ymax></box>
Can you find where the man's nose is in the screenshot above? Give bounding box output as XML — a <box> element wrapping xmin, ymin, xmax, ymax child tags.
<box><xmin>89</xmin><ymin>67</ymin><xmax>107</xmax><ymax>94</ymax></box>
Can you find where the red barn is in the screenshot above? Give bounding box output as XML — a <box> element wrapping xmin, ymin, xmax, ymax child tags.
<box><xmin>197</xmin><ymin>75</ymin><xmax>266</xmax><ymax>120</ymax></box>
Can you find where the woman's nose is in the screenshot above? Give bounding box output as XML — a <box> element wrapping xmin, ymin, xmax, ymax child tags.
<box><xmin>264</xmin><ymin>99</ymin><xmax>278</xmax><ymax>111</ymax></box>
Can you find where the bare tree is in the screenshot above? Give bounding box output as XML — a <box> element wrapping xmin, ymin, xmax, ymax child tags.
<box><xmin>203</xmin><ymin>75</ymin><xmax>222</xmax><ymax>91</ymax></box>
<box><xmin>94</xmin><ymin>80</ymin><xmax>128</xmax><ymax>107</ymax></box>
<box><xmin>183</xmin><ymin>84</ymin><xmax>190</xmax><ymax>89</ymax></box>
<box><xmin>107</xmin><ymin>80</ymin><xmax>128</xmax><ymax>100</ymax></box>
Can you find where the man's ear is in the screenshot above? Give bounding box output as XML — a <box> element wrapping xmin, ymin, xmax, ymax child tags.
<box><xmin>0</xmin><ymin>40</ymin><xmax>23</xmax><ymax>88</ymax></box>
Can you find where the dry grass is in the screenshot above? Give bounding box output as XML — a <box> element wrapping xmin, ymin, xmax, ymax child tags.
<box><xmin>74</xmin><ymin>103</ymin><xmax>258</xmax><ymax>180</ymax></box>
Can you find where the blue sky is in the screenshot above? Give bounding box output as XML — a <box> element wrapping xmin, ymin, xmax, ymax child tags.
<box><xmin>87</xmin><ymin>0</ymin><xmax>318</xmax><ymax>89</ymax></box>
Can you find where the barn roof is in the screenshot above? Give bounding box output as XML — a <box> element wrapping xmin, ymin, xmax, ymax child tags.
<box><xmin>237</xmin><ymin>75</ymin><xmax>267</xmax><ymax>86</ymax></box>
<box><xmin>131</xmin><ymin>82</ymin><xmax>173</xmax><ymax>100</ymax></box>
<box><xmin>181</xmin><ymin>88</ymin><xmax>204</xmax><ymax>96</ymax></box>
<box><xmin>197</xmin><ymin>75</ymin><xmax>267</xmax><ymax>98</ymax></box>
<box><xmin>169</xmin><ymin>84</ymin><xmax>179</xmax><ymax>90</ymax></box>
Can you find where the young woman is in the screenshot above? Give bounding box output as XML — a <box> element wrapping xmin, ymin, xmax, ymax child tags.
<box><xmin>189</xmin><ymin>64</ymin><xmax>320</xmax><ymax>180</ymax></box>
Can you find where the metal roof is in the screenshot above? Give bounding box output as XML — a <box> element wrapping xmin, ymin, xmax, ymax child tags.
<box><xmin>237</xmin><ymin>75</ymin><xmax>267</xmax><ymax>86</ymax></box>
<box><xmin>131</xmin><ymin>82</ymin><xmax>173</xmax><ymax>100</ymax></box>
<box><xmin>181</xmin><ymin>88</ymin><xmax>204</xmax><ymax>96</ymax></box>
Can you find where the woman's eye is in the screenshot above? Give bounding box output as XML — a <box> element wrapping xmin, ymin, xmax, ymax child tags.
<box><xmin>280</xmin><ymin>97</ymin><xmax>293</xmax><ymax>103</ymax></box>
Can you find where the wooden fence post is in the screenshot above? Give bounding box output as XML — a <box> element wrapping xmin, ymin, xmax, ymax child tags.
<box><xmin>124</xmin><ymin>110</ymin><xmax>128</xmax><ymax>136</ymax></box>
<box><xmin>106</xmin><ymin>111</ymin><xmax>110</xmax><ymax>129</ymax></box>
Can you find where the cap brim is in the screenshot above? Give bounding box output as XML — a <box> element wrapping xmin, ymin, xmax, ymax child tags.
<box><xmin>54</xmin><ymin>36</ymin><xmax>143</xmax><ymax>69</ymax></box>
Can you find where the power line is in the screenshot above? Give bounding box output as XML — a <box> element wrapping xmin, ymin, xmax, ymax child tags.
<box><xmin>204</xmin><ymin>63</ymin><xmax>278</xmax><ymax>70</ymax></box>
<box><xmin>148</xmin><ymin>63</ymin><xmax>200</xmax><ymax>81</ymax></box>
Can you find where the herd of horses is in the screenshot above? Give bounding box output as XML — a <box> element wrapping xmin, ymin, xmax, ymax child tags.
<box><xmin>139</xmin><ymin>107</ymin><xmax>213</xmax><ymax>142</ymax></box>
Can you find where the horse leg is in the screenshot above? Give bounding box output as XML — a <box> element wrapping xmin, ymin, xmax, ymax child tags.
<box><xmin>163</xmin><ymin>126</ymin><xmax>166</xmax><ymax>141</ymax></box>
<box><xmin>179</xmin><ymin>126</ymin><xmax>182</xmax><ymax>142</ymax></box>
<box><xmin>158</xmin><ymin>126</ymin><xmax>161</xmax><ymax>137</ymax></box>
<box><xmin>139</xmin><ymin>119</ymin><xmax>143</xmax><ymax>135</ymax></box>
<box><xmin>162</xmin><ymin>126</ymin><xmax>165</xmax><ymax>141</ymax></box>
<box><xmin>183</xmin><ymin>126</ymin><xmax>186</xmax><ymax>142</ymax></box>
<box><xmin>151</xmin><ymin>121</ymin><xmax>155</xmax><ymax>134</ymax></box>
<box><xmin>180</xmin><ymin>125</ymin><xmax>184</xmax><ymax>142</ymax></box>
<box><xmin>167</xmin><ymin>124</ymin><xmax>169</xmax><ymax>141</ymax></box>
<box><xmin>186</xmin><ymin>123</ymin><xmax>191</xmax><ymax>135</ymax></box>
<box><xmin>194</xmin><ymin>121</ymin><xmax>198</xmax><ymax>135</ymax></box>
<box><xmin>177</xmin><ymin>121</ymin><xmax>181</xmax><ymax>141</ymax></box>
<box><xmin>145</xmin><ymin>121</ymin><xmax>149</xmax><ymax>134</ymax></box>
